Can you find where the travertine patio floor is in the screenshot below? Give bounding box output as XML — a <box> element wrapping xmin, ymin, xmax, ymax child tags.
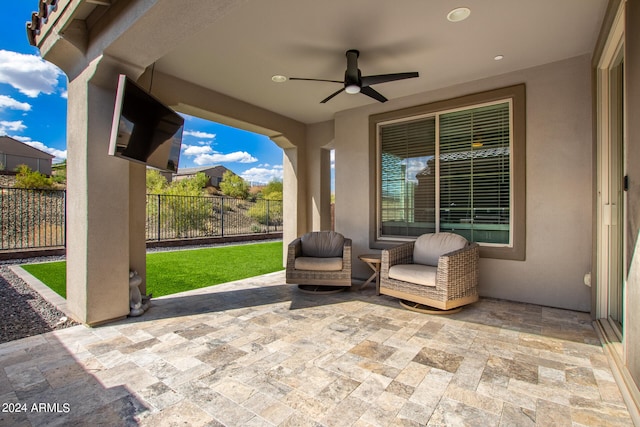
<box><xmin>0</xmin><ymin>271</ymin><xmax>634</xmax><ymax>426</ymax></box>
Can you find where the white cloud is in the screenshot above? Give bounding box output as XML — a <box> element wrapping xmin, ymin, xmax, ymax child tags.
<box><xmin>183</xmin><ymin>130</ymin><xmax>216</xmax><ymax>139</ymax></box>
<box><xmin>0</xmin><ymin>95</ymin><xmax>31</xmax><ymax>111</ymax></box>
<box><xmin>181</xmin><ymin>144</ymin><xmax>258</xmax><ymax>165</ymax></box>
<box><xmin>182</xmin><ymin>144</ymin><xmax>213</xmax><ymax>156</ymax></box>
<box><xmin>0</xmin><ymin>120</ymin><xmax>26</xmax><ymax>133</ymax></box>
<box><xmin>193</xmin><ymin>151</ymin><xmax>258</xmax><ymax>165</ymax></box>
<box><xmin>241</xmin><ymin>165</ymin><xmax>283</xmax><ymax>184</ymax></box>
<box><xmin>11</xmin><ymin>135</ymin><xmax>67</xmax><ymax>161</ymax></box>
<box><xmin>0</xmin><ymin>50</ymin><xmax>63</xmax><ymax>98</ymax></box>
<box><xmin>406</xmin><ymin>157</ymin><xmax>431</xmax><ymax>183</ymax></box>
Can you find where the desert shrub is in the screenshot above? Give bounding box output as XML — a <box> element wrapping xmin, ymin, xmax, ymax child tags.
<box><xmin>51</xmin><ymin>161</ymin><xmax>66</xmax><ymax>184</ymax></box>
<box><xmin>14</xmin><ymin>165</ymin><xmax>55</xmax><ymax>189</ymax></box>
<box><xmin>247</xmin><ymin>198</ymin><xmax>283</xmax><ymax>226</ymax></box>
<box><xmin>146</xmin><ymin>169</ymin><xmax>169</xmax><ymax>193</ymax></box>
<box><xmin>220</xmin><ymin>170</ymin><xmax>249</xmax><ymax>199</ymax></box>
<box><xmin>146</xmin><ymin>170</ymin><xmax>213</xmax><ymax>237</ymax></box>
<box><xmin>258</xmin><ymin>180</ymin><xmax>283</xmax><ymax>198</ymax></box>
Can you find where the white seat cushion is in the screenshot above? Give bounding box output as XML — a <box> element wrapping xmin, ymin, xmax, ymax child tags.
<box><xmin>295</xmin><ymin>256</ymin><xmax>343</xmax><ymax>271</ymax></box>
<box><xmin>413</xmin><ymin>233</ymin><xmax>468</xmax><ymax>266</ymax></box>
<box><xmin>389</xmin><ymin>264</ymin><xmax>437</xmax><ymax>287</ymax></box>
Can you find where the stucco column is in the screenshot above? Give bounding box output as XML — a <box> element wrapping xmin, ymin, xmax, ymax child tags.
<box><xmin>66</xmin><ymin>58</ymin><xmax>143</xmax><ymax>325</ymax></box>
<box><xmin>319</xmin><ymin>149</ymin><xmax>332</xmax><ymax>231</ymax></box>
<box><xmin>306</xmin><ymin>121</ymin><xmax>335</xmax><ymax>231</ymax></box>
<box><xmin>280</xmin><ymin>145</ymin><xmax>305</xmax><ymax>262</ymax></box>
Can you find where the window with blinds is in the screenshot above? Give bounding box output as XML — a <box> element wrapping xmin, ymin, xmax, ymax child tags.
<box><xmin>380</xmin><ymin>117</ymin><xmax>436</xmax><ymax>237</ymax></box>
<box><xmin>378</xmin><ymin>100</ymin><xmax>512</xmax><ymax>246</ymax></box>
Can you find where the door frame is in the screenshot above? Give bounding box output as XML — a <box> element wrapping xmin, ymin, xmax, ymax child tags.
<box><xmin>595</xmin><ymin>0</ymin><xmax>626</xmax><ymax>336</ymax></box>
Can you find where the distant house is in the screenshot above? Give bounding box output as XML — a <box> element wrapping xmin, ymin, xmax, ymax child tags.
<box><xmin>0</xmin><ymin>135</ymin><xmax>55</xmax><ymax>175</ymax></box>
<box><xmin>172</xmin><ymin>165</ymin><xmax>232</xmax><ymax>189</ymax></box>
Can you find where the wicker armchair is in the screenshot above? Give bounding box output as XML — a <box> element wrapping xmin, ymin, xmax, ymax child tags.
<box><xmin>380</xmin><ymin>233</ymin><xmax>479</xmax><ymax>312</ymax></box>
<box><xmin>286</xmin><ymin>231</ymin><xmax>352</xmax><ymax>288</ymax></box>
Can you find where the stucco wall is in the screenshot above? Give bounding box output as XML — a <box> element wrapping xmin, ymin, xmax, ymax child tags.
<box><xmin>1</xmin><ymin>155</ymin><xmax>52</xmax><ymax>176</ymax></box>
<box><xmin>333</xmin><ymin>54</ymin><xmax>593</xmax><ymax>311</ymax></box>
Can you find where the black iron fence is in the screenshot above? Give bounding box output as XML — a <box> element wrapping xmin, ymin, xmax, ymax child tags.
<box><xmin>0</xmin><ymin>188</ymin><xmax>66</xmax><ymax>250</ymax></box>
<box><xmin>145</xmin><ymin>194</ymin><xmax>282</xmax><ymax>241</ymax></box>
<box><xmin>0</xmin><ymin>188</ymin><xmax>283</xmax><ymax>251</ymax></box>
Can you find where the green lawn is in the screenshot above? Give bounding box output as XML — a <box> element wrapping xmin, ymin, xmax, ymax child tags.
<box><xmin>22</xmin><ymin>241</ymin><xmax>284</xmax><ymax>298</ymax></box>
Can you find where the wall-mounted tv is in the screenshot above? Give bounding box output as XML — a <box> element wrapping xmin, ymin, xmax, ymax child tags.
<box><xmin>108</xmin><ymin>74</ymin><xmax>183</xmax><ymax>172</ymax></box>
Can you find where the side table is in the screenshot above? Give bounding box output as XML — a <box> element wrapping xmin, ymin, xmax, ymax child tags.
<box><xmin>358</xmin><ymin>253</ymin><xmax>382</xmax><ymax>295</ymax></box>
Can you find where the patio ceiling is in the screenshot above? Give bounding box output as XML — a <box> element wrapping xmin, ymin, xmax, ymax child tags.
<box><xmin>153</xmin><ymin>0</ymin><xmax>607</xmax><ymax>124</ymax></box>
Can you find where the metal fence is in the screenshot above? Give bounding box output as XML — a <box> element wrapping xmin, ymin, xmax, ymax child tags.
<box><xmin>145</xmin><ymin>194</ymin><xmax>282</xmax><ymax>241</ymax></box>
<box><xmin>0</xmin><ymin>188</ymin><xmax>283</xmax><ymax>250</ymax></box>
<box><xmin>0</xmin><ymin>188</ymin><xmax>66</xmax><ymax>250</ymax></box>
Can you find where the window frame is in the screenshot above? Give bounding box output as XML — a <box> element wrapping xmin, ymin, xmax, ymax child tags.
<box><xmin>369</xmin><ymin>84</ymin><xmax>526</xmax><ymax>260</ymax></box>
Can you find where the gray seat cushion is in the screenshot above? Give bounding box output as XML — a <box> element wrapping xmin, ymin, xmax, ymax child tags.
<box><xmin>413</xmin><ymin>233</ymin><xmax>468</xmax><ymax>266</ymax></box>
<box><xmin>300</xmin><ymin>231</ymin><xmax>345</xmax><ymax>258</ymax></box>
<box><xmin>294</xmin><ymin>257</ymin><xmax>343</xmax><ymax>271</ymax></box>
<box><xmin>389</xmin><ymin>264</ymin><xmax>437</xmax><ymax>287</ymax></box>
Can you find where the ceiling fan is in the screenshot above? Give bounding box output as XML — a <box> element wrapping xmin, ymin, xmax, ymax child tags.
<box><xmin>289</xmin><ymin>49</ymin><xmax>419</xmax><ymax>103</ymax></box>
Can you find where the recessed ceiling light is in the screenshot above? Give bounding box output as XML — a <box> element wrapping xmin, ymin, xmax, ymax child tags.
<box><xmin>494</xmin><ymin>55</ymin><xmax>504</xmax><ymax>61</ymax></box>
<box><xmin>271</xmin><ymin>75</ymin><xmax>288</xmax><ymax>83</ymax></box>
<box><xmin>447</xmin><ymin>7</ymin><xmax>471</xmax><ymax>22</ymax></box>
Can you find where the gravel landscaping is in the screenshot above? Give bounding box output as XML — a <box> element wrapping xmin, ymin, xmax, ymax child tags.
<box><xmin>0</xmin><ymin>256</ymin><xmax>77</xmax><ymax>344</ymax></box>
<box><xmin>0</xmin><ymin>240</ymin><xmax>282</xmax><ymax>344</ymax></box>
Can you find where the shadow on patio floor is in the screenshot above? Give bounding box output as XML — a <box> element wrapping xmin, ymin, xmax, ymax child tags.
<box><xmin>1</xmin><ymin>271</ymin><xmax>633</xmax><ymax>425</ymax></box>
<box><xmin>112</xmin><ymin>272</ymin><xmax>599</xmax><ymax>347</ymax></box>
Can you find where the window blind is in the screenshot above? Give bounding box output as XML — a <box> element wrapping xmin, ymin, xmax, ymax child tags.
<box><xmin>439</xmin><ymin>102</ymin><xmax>510</xmax><ymax>244</ymax></box>
<box><xmin>378</xmin><ymin>101</ymin><xmax>511</xmax><ymax>244</ymax></box>
<box><xmin>380</xmin><ymin>117</ymin><xmax>436</xmax><ymax>236</ymax></box>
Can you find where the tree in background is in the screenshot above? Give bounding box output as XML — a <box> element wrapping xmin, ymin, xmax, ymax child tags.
<box><xmin>220</xmin><ymin>170</ymin><xmax>250</xmax><ymax>199</ymax></box>
<box><xmin>146</xmin><ymin>169</ymin><xmax>208</xmax><ymax>196</ymax></box>
<box><xmin>260</xmin><ymin>179</ymin><xmax>283</xmax><ymax>200</ymax></box>
<box><xmin>146</xmin><ymin>169</ymin><xmax>169</xmax><ymax>193</ymax></box>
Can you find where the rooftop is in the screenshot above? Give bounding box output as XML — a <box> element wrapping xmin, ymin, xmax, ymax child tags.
<box><xmin>0</xmin><ymin>271</ymin><xmax>633</xmax><ymax>426</ymax></box>
<box><xmin>0</xmin><ymin>136</ymin><xmax>55</xmax><ymax>160</ymax></box>
<box><xmin>174</xmin><ymin>165</ymin><xmax>228</xmax><ymax>176</ymax></box>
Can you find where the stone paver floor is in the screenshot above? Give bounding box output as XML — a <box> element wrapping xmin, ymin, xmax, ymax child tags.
<box><xmin>0</xmin><ymin>271</ymin><xmax>634</xmax><ymax>426</ymax></box>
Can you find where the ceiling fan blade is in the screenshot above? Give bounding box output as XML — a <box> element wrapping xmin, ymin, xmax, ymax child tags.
<box><xmin>289</xmin><ymin>77</ymin><xmax>343</xmax><ymax>84</ymax></box>
<box><xmin>320</xmin><ymin>87</ymin><xmax>345</xmax><ymax>103</ymax></box>
<box><xmin>360</xmin><ymin>86</ymin><xmax>388</xmax><ymax>103</ymax></box>
<box><xmin>361</xmin><ymin>72</ymin><xmax>419</xmax><ymax>87</ymax></box>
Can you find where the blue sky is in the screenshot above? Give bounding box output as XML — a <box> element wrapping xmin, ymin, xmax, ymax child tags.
<box><xmin>0</xmin><ymin>2</ymin><xmax>283</xmax><ymax>184</ymax></box>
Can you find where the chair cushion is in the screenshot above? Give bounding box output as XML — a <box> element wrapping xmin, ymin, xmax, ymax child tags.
<box><xmin>389</xmin><ymin>264</ymin><xmax>437</xmax><ymax>287</ymax></box>
<box><xmin>413</xmin><ymin>233</ymin><xmax>468</xmax><ymax>266</ymax></box>
<box><xmin>300</xmin><ymin>231</ymin><xmax>344</xmax><ymax>258</ymax></box>
<box><xmin>295</xmin><ymin>257</ymin><xmax>343</xmax><ymax>271</ymax></box>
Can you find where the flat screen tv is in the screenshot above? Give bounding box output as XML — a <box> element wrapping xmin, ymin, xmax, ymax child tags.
<box><xmin>108</xmin><ymin>74</ymin><xmax>183</xmax><ymax>172</ymax></box>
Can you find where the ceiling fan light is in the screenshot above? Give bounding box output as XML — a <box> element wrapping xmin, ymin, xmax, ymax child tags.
<box><xmin>345</xmin><ymin>84</ymin><xmax>361</xmax><ymax>94</ymax></box>
<box><xmin>447</xmin><ymin>7</ymin><xmax>471</xmax><ymax>22</ymax></box>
